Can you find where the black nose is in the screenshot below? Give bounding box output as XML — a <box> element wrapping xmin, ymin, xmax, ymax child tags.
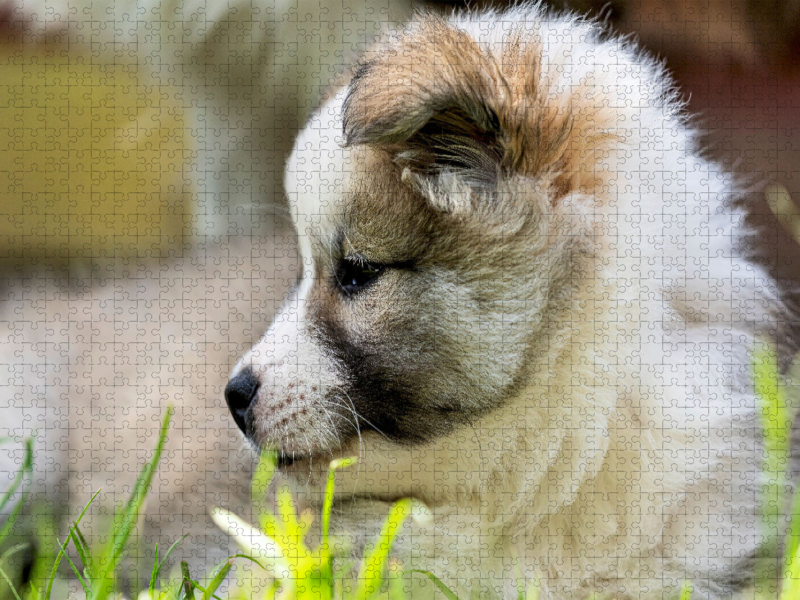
<box><xmin>224</xmin><ymin>368</ymin><xmax>260</xmax><ymax>436</ymax></box>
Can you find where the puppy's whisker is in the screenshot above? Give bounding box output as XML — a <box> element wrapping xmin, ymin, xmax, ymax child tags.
<box><xmin>317</xmin><ymin>403</ymin><xmax>339</xmax><ymax>432</ymax></box>
<box><xmin>317</xmin><ymin>404</ymin><xmax>345</xmax><ymax>451</ymax></box>
<box><xmin>320</xmin><ymin>397</ymin><xmax>361</xmax><ymax>433</ymax></box>
<box><xmin>325</xmin><ymin>387</ymin><xmax>368</xmax><ymax>495</ymax></box>
<box><xmin>327</xmin><ymin>394</ymin><xmax>368</xmax><ymax>453</ymax></box>
<box><xmin>299</xmin><ymin>432</ymin><xmax>316</xmax><ymax>484</ymax></box>
<box><xmin>326</xmin><ymin>391</ymin><xmax>366</xmax><ymax>452</ymax></box>
<box><xmin>310</xmin><ymin>422</ymin><xmax>337</xmax><ymax>460</ymax></box>
<box><xmin>337</xmin><ymin>389</ymin><xmax>392</xmax><ymax>444</ymax></box>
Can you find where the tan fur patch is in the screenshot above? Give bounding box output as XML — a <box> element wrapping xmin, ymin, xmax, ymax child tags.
<box><xmin>343</xmin><ymin>13</ymin><xmax>625</xmax><ymax>203</ymax></box>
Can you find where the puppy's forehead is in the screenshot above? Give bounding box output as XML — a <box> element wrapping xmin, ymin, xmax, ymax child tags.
<box><xmin>285</xmin><ymin>91</ymin><xmax>349</xmax><ymax>234</ymax></box>
<box><xmin>285</xmin><ymin>91</ymin><xmax>435</xmax><ymax>262</ymax></box>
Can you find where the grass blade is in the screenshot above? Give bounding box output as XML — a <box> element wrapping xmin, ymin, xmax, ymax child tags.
<box><xmin>188</xmin><ymin>580</ymin><xmax>222</xmax><ymax>600</ymax></box>
<box><xmin>226</xmin><ymin>553</ymin><xmax>266</xmax><ymax>571</ymax></box>
<box><xmin>785</xmin><ymin>482</ymin><xmax>800</xmax><ymax>585</ymax></box>
<box><xmin>201</xmin><ymin>558</ymin><xmax>233</xmax><ymax>600</ymax></box>
<box><xmin>0</xmin><ymin>565</ymin><xmax>23</xmax><ymax>600</ymax></box>
<box><xmin>55</xmin><ymin>535</ymin><xmax>89</xmax><ymax>593</ymax></box>
<box><xmin>154</xmin><ymin>534</ymin><xmax>189</xmax><ymax>587</ymax></box>
<box><xmin>0</xmin><ymin>438</ymin><xmax>33</xmax><ymax>516</ymax></box>
<box><xmin>114</xmin><ymin>408</ymin><xmax>173</xmax><ymax>562</ymax></box>
<box><xmin>179</xmin><ymin>561</ymin><xmax>196</xmax><ymax>600</ymax></box>
<box><xmin>753</xmin><ymin>343</ymin><xmax>794</xmax><ymax>594</ymax></box>
<box><xmin>70</xmin><ymin>524</ymin><xmax>94</xmax><ymax>581</ymax></box>
<box><xmin>408</xmin><ymin>570</ymin><xmax>461</xmax><ymax>600</ymax></box>
<box><xmin>0</xmin><ymin>495</ymin><xmax>27</xmax><ymax>546</ymax></box>
<box><xmin>251</xmin><ymin>451</ymin><xmax>277</xmax><ymax>507</ymax></box>
<box><xmin>357</xmin><ymin>498</ymin><xmax>412</xmax><ymax>597</ymax></box>
<box><xmin>149</xmin><ymin>535</ymin><xmax>189</xmax><ymax>596</ymax></box>
<box><xmin>525</xmin><ymin>579</ymin><xmax>540</xmax><ymax>600</ymax></box>
<box><xmin>0</xmin><ymin>544</ymin><xmax>28</xmax><ymax>600</ymax></box>
<box><xmin>0</xmin><ymin>544</ymin><xmax>28</xmax><ymax>563</ymax></box>
<box><xmin>754</xmin><ymin>343</ymin><xmax>792</xmax><ymax>473</ymax></box>
<box><xmin>783</xmin><ymin>538</ymin><xmax>800</xmax><ymax>598</ymax></box>
<box><xmin>44</xmin><ymin>488</ymin><xmax>101</xmax><ymax>600</ymax></box>
<box><xmin>322</xmin><ymin>457</ymin><xmax>357</xmax><ymax>548</ymax></box>
<box><xmin>90</xmin><ymin>407</ymin><xmax>173</xmax><ymax>600</ymax></box>
<box><xmin>149</xmin><ymin>543</ymin><xmax>160</xmax><ymax>596</ymax></box>
<box><xmin>210</xmin><ymin>507</ymin><xmax>287</xmax><ymax>576</ymax></box>
<box><xmin>0</xmin><ymin>438</ymin><xmax>34</xmax><ymax>546</ymax></box>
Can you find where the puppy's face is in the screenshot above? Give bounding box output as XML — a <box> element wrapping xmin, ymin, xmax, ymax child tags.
<box><xmin>228</xmin><ymin>14</ymin><xmax>621</xmax><ymax>501</ymax></box>
<box><xmin>238</xmin><ymin>115</ymin><xmax>544</xmax><ymax>470</ymax></box>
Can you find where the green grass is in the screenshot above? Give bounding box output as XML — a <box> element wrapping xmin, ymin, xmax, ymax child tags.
<box><xmin>754</xmin><ymin>343</ymin><xmax>800</xmax><ymax>599</ymax></box>
<box><xmin>1</xmin><ymin>344</ymin><xmax>800</xmax><ymax>599</ymax></box>
<box><xmin>210</xmin><ymin>453</ymin><xmax>420</xmax><ymax>600</ymax></box>
<box><xmin>0</xmin><ymin>408</ymin><xmax>429</xmax><ymax>600</ymax></box>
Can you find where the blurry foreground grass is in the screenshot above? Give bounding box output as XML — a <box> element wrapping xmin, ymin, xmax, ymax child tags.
<box><xmin>1</xmin><ymin>345</ymin><xmax>800</xmax><ymax>599</ymax></box>
<box><xmin>754</xmin><ymin>343</ymin><xmax>800</xmax><ymax>599</ymax></box>
<box><xmin>0</xmin><ymin>407</ymin><xmax>441</xmax><ymax>600</ymax></box>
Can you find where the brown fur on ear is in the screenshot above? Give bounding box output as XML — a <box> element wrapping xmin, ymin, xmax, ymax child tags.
<box><xmin>342</xmin><ymin>14</ymin><xmax>505</xmax><ymax>148</ymax></box>
<box><xmin>393</xmin><ymin>107</ymin><xmax>504</xmax><ymax>188</ymax></box>
<box><xmin>342</xmin><ymin>12</ymin><xmax>625</xmax><ymax>201</ymax></box>
<box><xmin>341</xmin><ymin>14</ymin><xmax>510</xmax><ymax>189</ymax></box>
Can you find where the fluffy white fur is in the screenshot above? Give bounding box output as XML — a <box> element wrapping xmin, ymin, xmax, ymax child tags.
<box><xmin>236</xmin><ymin>6</ymin><xmax>793</xmax><ymax>600</ymax></box>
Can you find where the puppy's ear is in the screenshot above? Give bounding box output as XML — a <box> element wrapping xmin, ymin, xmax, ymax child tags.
<box><xmin>342</xmin><ymin>16</ymin><xmax>510</xmax><ymax>191</ymax></box>
<box><xmin>341</xmin><ymin>14</ymin><xmax>618</xmax><ymax>208</ymax></box>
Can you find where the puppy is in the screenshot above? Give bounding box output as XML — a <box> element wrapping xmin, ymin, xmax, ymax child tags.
<box><xmin>226</xmin><ymin>6</ymin><xmax>793</xmax><ymax>599</ymax></box>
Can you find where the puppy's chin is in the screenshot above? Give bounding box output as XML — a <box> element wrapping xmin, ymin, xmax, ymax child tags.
<box><xmin>276</xmin><ymin>450</ymin><xmax>303</xmax><ymax>469</ymax></box>
<box><xmin>268</xmin><ymin>444</ymin><xmax>351</xmax><ymax>480</ymax></box>
<box><xmin>275</xmin><ymin>450</ymin><xmax>334</xmax><ymax>473</ymax></box>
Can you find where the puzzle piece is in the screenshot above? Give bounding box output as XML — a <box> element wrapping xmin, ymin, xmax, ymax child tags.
<box><xmin>1</xmin><ymin>1</ymin><xmax>799</xmax><ymax>599</ymax></box>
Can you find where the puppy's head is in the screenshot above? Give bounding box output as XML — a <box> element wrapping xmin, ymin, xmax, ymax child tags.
<box><xmin>226</xmin><ymin>11</ymin><xmax>639</xmax><ymax>502</ymax></box>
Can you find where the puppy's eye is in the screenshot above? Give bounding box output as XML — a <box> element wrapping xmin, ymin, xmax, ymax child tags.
<box><xmin>337</xmin><ymin>259</ymin><xmax>384</xmax><ymax>295</ymax></box>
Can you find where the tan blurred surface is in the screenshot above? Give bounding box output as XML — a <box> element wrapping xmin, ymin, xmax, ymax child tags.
<box><xmin>0</xmin><ymin>48</ymin><xmax>190</xmax><ymax>261</ymax></box>
<box><xmin>4</xmin><ymin>0</ymin><xmax>798</xmax><ymax>264</ymax></box>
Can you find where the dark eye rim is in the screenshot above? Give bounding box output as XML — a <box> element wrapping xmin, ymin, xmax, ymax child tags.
<box><xmin>335</xmin><ymin>257</ymin><xmax>417</xmax><ymax>296</ymax></box>
<box><xmin>336</xmin><ymin>258</ymin><xmax>385</xmax><ymax>296</ymax></box>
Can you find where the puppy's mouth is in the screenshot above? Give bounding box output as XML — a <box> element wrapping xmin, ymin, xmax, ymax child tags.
<box><xmin>274</xmin><ymin>449</ymin><xmax>342</xmax><ymax>472</ymax></box>
<box><xmin>262</xmin><ymin>421</ymin><xmax>375</xmax><ymax>471</ymax></box>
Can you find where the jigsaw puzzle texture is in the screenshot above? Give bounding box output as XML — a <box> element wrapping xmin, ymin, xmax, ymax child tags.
<box><xmin>0</xmin><ymin>1</ymin><xmax>799</xmax><ymax>599</ymax></box>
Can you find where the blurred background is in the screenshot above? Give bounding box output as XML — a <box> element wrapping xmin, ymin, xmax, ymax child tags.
<box><xmin>1</xmin><ymin>0</ymin><xmax>799</xmax><ymax>261</ymax></box>
<box><xmin>1</xmin><ymin>0</ymin><xmax>798</xmax><ymax>269</ymax></box>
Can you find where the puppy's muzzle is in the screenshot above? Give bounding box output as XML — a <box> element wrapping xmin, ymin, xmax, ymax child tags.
<box><xmin>224</xmin><ymin>367</ymin><xmax>260</xmax><ymax>436</ymax></box>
